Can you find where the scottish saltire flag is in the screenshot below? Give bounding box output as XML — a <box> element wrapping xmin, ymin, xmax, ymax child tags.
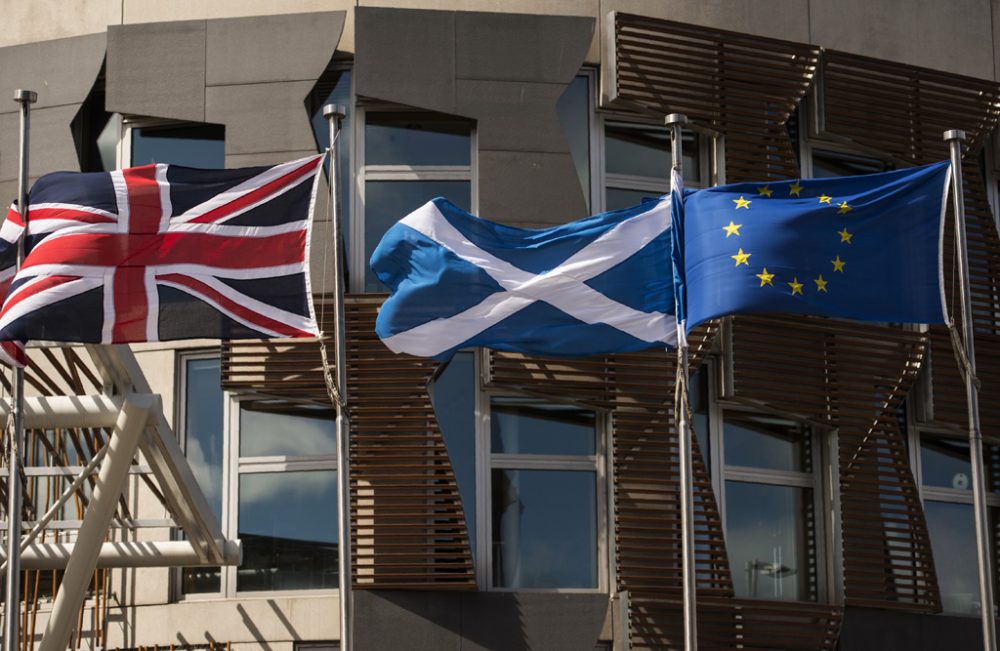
<box><xmin>0</xmin><ymin>155</ymin><xmax>325</xmax><ymax>356</ymax></box>
<box><xmin>371</xmin><ymin>197</ymin><xmax>678</xmax><ymax>359</ymax></box>
<box><xmin>680</xmin><ymin>161</ymin><xmax>952</xmax><ymax>331</ymax></box>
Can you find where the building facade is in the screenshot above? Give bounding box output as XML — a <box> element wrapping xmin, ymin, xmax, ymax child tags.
<box><xmin>2</xmin><ymin>1</ymin><xmax>1000</xmax><ymax>650</ymax></box>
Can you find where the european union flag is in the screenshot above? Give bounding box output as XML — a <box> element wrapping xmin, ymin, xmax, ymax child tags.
<box><xmin>680</xmin><ymin>161</ymin><xmax>952</xmax><ymax>331</ymax></box>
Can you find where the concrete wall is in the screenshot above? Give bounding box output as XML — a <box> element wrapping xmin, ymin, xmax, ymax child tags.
<box><xmin>0</xmin><ymin>1</ymin><xmax>996</xmax><ymax>81</ymax></box>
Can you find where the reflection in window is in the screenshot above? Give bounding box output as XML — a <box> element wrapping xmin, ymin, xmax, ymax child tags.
<box><xmin>364</xmin><ymin>180</ymin><xmax>471</xmax><ymax>292</ymax></box>
<box><xmin>488</xmin><ymin>396</ymin><xmax>601</xmax><ymax>589</ymax></box>
<box><xmin>492</xmin><ymin>469</ymin><xmax>597</xmax><ymax>588</ymax></box>
<box><xmin>431</xmin><ymin>351</ymin><xmax>478</xmax><ymax>557</ymax></box>
<box><xmin>722</xmin><ymin>410</ymin><xmax>818</xmax><ymax>602</ymax></box>
<box><xmin>365</xmin><ymin>113</ymin><xmax>471</xmax><ymax>166</ymax></box>
<box><xmin>360</xmin><ymin>110</ymin><xmax>473</xmax><ymax>292</ymax></box>
<box><xmin>811</xmin><ymin>148</ymin><xmax>892</xmax><ymax>178</ymax></box>
<box><xmin>180</xmin><ymin>356</ymin><xmax>224</xmax><ymax>594</ymax></box>
<box><xmin>604</xmin><ymin>121</ymin><xmax>700</xmax><ymax>211</ymax></box>
<box><xmin>724</xmin><ymin>412</ymin><xmax>811</xmax><ymax>473</ymax></box>
<box><xmin>491</xmin><ymin>397</ymin><xmax>595</xmax><ymax>456</ymax></box>
<box><xmin>918</xmin><ymin>433</ymin><xmax>1000</xmax><ymax>614</ymax></box>
<box><xmin>238</xmin><ymin>470</ymin><xmax>339</xmax><ymax>592</ymax></box>
<box><xmin>131</xmin><ymin>124</ymin><xmax>225</xmax><ymax>168</ymax></box>
<box><xmin>240</xmin><ymin>405</ymin><xmax>337</xmax><ymax>457</ymax></box>
<box><xmin>726</xmin><ymin>482</ymin><xmax>814</xmax><ymax>601</ymax></box>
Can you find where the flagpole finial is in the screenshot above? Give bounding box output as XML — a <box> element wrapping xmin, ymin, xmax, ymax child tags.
<box><xmin>13</xmin><ymin>89</ymin><xmax>36</xmax><ymax>105</ymax></box>
<box><xmin>664</xmin><ymin>113</ymin><xmax>688</xmax><ymax>127</ymax></box>
<box><xmin>944</xmin><ymin>129</ymin><xmax>967</xmax><ymax>142</ymax></box>
<box><xmin>323</xmin><ymin>104</ymin><xmax>346</xmax><ymax>120</ymax></box>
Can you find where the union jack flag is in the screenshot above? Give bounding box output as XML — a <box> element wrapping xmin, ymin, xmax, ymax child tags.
<box><xmin>0</xmin><ymin>155</ymin><xmax>326</xmax><ymax>366</ymax></box>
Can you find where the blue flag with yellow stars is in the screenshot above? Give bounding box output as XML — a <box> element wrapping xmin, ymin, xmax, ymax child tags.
<box><xmin>680</xmin><ymin>161</ymin><xmax>952</xmax><ymax>332</ymax></box>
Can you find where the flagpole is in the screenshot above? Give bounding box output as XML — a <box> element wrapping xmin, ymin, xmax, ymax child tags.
<box><xmin>324</xmin><ymin>103</ymin><xmax>352</xmax><ymax>651</ymax></box>
<box><xmin>666</xmin><ymin>112</ymin><xmax>697</xmax><ymax>651</ymax></box>
<box><xmin>944</xmin><ymin>129</ymin><xmax>997</xmax><ymax>651</ymax></box>
<box><xmin>3</xmin><ymin>89</ymin><xmax>34</xmax><ymax>651</ymax></box>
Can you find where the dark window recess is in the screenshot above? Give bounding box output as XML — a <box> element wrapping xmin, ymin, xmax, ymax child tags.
<box><xmin>132</xmin><ymin>123</ymin><xmax>225</xmax><ymax>168</ymax></box>
<box><xmin>365</xmin><ymin>112</ymin><xmax>471</xmax><ymax>166</ymax></box>
<box><xmin>72</xmin><ymin>66</ymin><xmax>117</xmax><ymax>173</ymax></box>
<box><xmin>812</xmin><ymin>148</ymin><xmax>893</xmax><ymax>178</ymax></box>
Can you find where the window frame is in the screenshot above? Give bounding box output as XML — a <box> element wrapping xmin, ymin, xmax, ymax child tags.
<box><xmin>121</xmin><ymin>116</ymin><xmax>226</xmax><ymax>169</ymax></box>
<box><xmin>595</xmin><ymin>108</ymin><xmax>715</xmax><ymax>213</ymax></box>
<box><xmin>702</xmin><ymin>358</ymin><xmax>834</xmax><ymax>603</ymax></box>
<box><xmin>351</xmin><ymin>102</ymin><xmax>477</xmax><ymax>293</ymax></box>
<box><xmin>472</xmin><ymin>354</ymin><xmax>611</xmax><ymax>593</ymax></box>
<box><xmin>174</xmin><ymin>351</ymin><xmax>340</xmax><ymax>600</ymax></box>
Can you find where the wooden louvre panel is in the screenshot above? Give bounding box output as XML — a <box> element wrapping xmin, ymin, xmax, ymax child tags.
<box><xmin>220</xmin><ymin>295</ymin><xmax>477</xmax><ymax>590</ymax></box>
<box><xmin>611</xmin><ymin>12</ymin><xmax>819</xmax><ymax>181</ymax></box>
<box><xmin>819</xmin><ymin>50</ymin><xmax>1000</xmax><ymax>608</ymax></box>
<box><xmin>729</xmin><ymin>315</ymin><xmax>939</xmax><ymax>612</ymax></box>
<box><xmin>611</xmin><ymin>13</ymin><xmax>847</xmax><ymax>647</ymax></box>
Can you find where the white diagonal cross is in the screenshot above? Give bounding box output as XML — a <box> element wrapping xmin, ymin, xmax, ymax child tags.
<box><xmin>381</xmin><ymin>199</ymin><xmax>678</xmax><ymax>357</ymax></box>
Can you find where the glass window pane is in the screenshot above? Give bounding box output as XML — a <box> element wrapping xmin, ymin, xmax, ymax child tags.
<box><xmin>605</xmin><ymin>188</ymin><xmax>660</xmax><ymax>211</ymax></box>
<box><xmin>182</xmin><ymin>357</ymin><xmax>224</xmax><ymax>594</ymax></box>
<box><xmin>490</xmin><ymin>396</ymin><xmax>595</xmax><ymax>456</ymax></box>
<box><xmin>365</xmin><ymin>112</ymin><xmax>471</xmax><ymax>166</ymax></box>
<box><xmin>491</xmin><ymin>469</ymin><xmax>597</xmax><ymax>588</ymax></box>
<box><xmin>239</xmin><ymin>405</ymin><xmax>336</xmax><ymax>457</ymax></box>
<box><xmin>925</xmin><ymin>500</ymin><xmax>982</xmax><ymax>614</ymax></box>
<box><xmin>812</xmin><ymin>149</ymin><xmax>892</xmax><ymax>178</ymax></box>
<box><xmin>605</xmin><ymin>122</ymin><xmax>698</xmax><ymax>182</ymax></box>
<box><xmin>131</xmin><ymin>124</ymin><xmax>225</xmax><ymax>168</ymax></box>
<box><xmin>725</xmin><ymin>481</ymin><xmax>816</xmax><ymax>601</ymax></box>
<box><xmin>364</xmin><ymin>180</ymin><xmax>470</xmax><ymax>291</ymax></box>
<box><xmin>238</xmin><ymin>470</ymin><xmax>338</xmax><ymax>592</ymax></box>
<box><xmin>723</xmin><ymin>412</ymin><xmax>811</xmax><ymax>472</ymax></box>
<box><xmin>921</xmin><ymin>437</ymin><xmax>974</xmax><ymax>490</ymax></box>
<box><xmin>432</xmin><ymin>351</ymin><xmax>477</xmax><ymax>557</ymax></box>
<box><xmin>557</xmin><ymin>75</ymin><xmax>591</xmax><ymax>211</ymax></box>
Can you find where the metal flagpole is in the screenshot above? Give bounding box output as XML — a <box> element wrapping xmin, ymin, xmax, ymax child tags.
<box><xmin>3</xmin><ymin>88</ymin><xmax>35</xmax><ymax>651</ymax></box>
<box><xmin>666</xmin><ymin>112</ymin><xmax>698</xmax><ymax>651</ymax></box>
<box><xmin>324</xmin><ymin>103</ymin><xmax>352</xmax><ymax>651</ymax></box>
<box><xmin>944</xmin><ymin>129</ymin><xmax>998</xmax><ymax>651</ymax></box>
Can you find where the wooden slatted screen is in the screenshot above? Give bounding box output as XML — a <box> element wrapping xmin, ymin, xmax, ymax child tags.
<box><xmin>612</xmin><ymin>13</ymin><xmax>847</xmax><ymax>648</ymax></box>
<box><xmin>729</xmin><ymin>316</ymin><xmax>938</xmax><ymax>611</ymax></box>
<box><xmin>611</xmin><ymin>12</ymin><xmax>820</xmax><ymax>181</ymax></box>
<box><xmin>819</xmin><ymin>50</ymin><xmax>1000</xmax><ymax>608</ymax></box>
<box><xmin>222</xmin><ymin>296</ymin><xmax>477</xmax><ymax>589</ymax></box>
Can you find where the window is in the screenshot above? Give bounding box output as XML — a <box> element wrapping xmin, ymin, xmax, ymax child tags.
<box><xmin>484</xmin><ymin>395</ymin><xmax>605</xmax><ymax>590</ymax></box>
<box><xmin>600</xmin><ymin>118</ymin><xmax>706</xmax><ymax>212</ymax></box>
<box><xmin>557</xmin><ymin>72</ymin><xmax>597</xmax><ymax>212</ymax></box>
<box><xmin>124</xmin><ymin>119</ymin><xmax>225</xmax><ymax>168</ymax></box>
<box><xmin>354</xmin><ymin>107</ymin><xmax>475</xmax><ymax>292</ymax></box>
<box><xmin>176</xmin><ymin>353</ymin><xmax>339</xmax><ymax>597</ymax></box>
<box><xmin>431</xmin><ymin>352</ymin><xmax>609</xmax><ymax>591</ymax></box>
<box><xmin>914</xmin><ymin>430</ymin><xmax>1000</xmax><ymax>615</ymax></box>
<box><xmin>699</xmin><ymin>360</ymin><xmax>828</xmax><ymax>602</ymax></box>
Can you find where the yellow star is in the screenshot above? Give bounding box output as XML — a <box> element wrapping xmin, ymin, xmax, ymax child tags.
<box><xmin>723</xmin><ymin>221</ymin><xmax>742</xmax><ymax>237</ymax></box>
<box><xmin>814</xmin><ymin>275</ymin><xmax>828</xmax><ymax>292</ymax></box>
<box><xmin>758</xmin><ymin>185</ymin><xmax>773</xmax><ymax>198</ymax></box>
<box><xmin>788</xmin><ymin>278</ymin><xmax>804</xmax><ymax>295</ymax></box>
<box><xmin>756</xmin><ymin>268</ymin><xmax>775</xmax><ymax>286</ymax></box>
<box><xmin>733</xmin><ymin>196</ymin><xmax>752</xmax><ymax>210</ymax></box>
<box><xmin>731</xmin><ymin>248</ymin><xmax>751</xmax><ymax>266</ymax></box>
<box><xmin>838</xmin><ymin>201</ymin><xmax>852</xmax><ymax>215</ymax></box>
<box><xmin>831</xmin><ymin>255</ymin><xmax>846</xmax><ymax>272</ymax></box>
<box><xmin>819</xmin><ymin>194</ymin><xmax>833</xmax><ymax>204</ymax></box>
<box><xmin>838</xmin><ymin>227</ymin><xmax>853</xmax><ymax>244</ymax></box>
<box><xmin>789</xmin><ymin>181</ymin><xmax>803</xmax><ymax>197</ymax></box>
